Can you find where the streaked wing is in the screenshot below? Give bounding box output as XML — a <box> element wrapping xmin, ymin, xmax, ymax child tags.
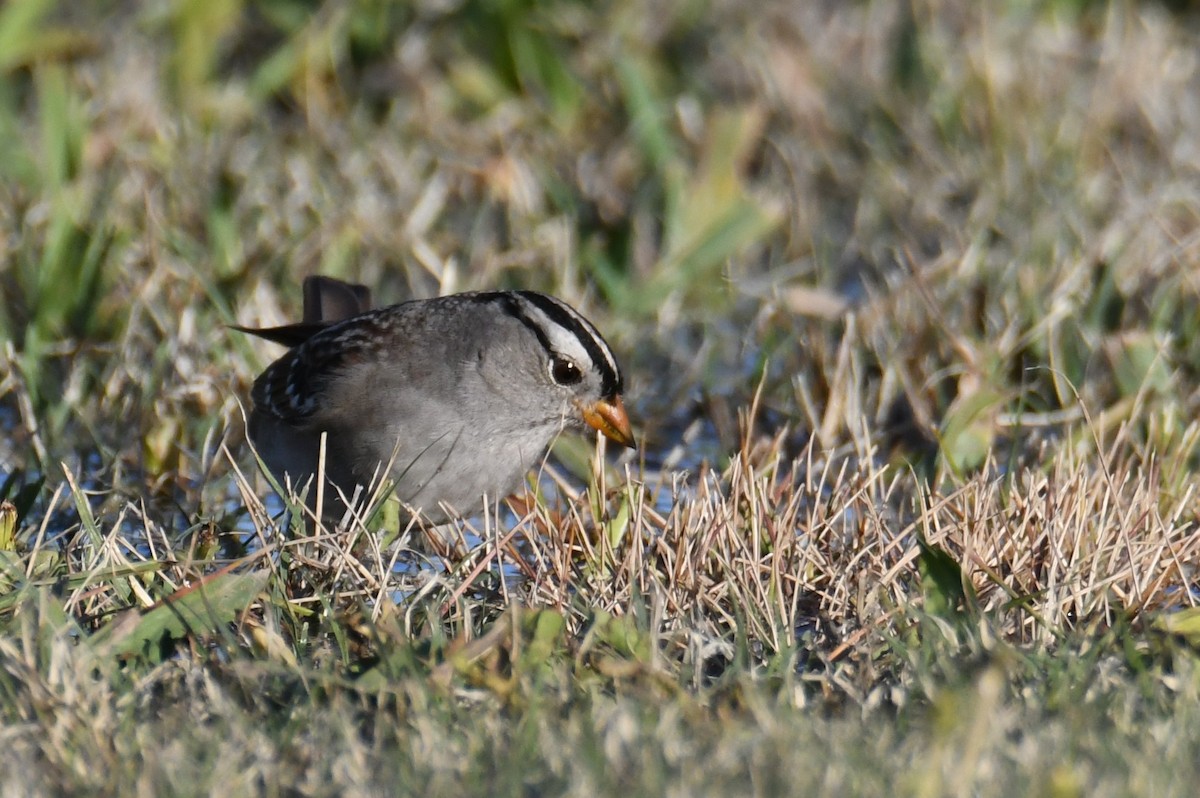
<box><xmin>250</xmin><ymin>310</ymin><xmax>398</xmax><ymax>426</ymax></box>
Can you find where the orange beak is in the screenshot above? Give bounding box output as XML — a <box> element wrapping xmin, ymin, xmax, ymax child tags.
<box><xmin>580</xmin><ymin>395</ymin><xmax>636</xmax><ymax>449</ymax></box>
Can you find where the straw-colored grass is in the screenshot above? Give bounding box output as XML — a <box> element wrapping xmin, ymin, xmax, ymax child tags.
<box><xmin>4</xmin><ymin>0</ymin><xmax>1200</xmax><ymax>795</ymax></box>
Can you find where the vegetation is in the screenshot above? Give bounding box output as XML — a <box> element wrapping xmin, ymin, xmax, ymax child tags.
<box><xmin>2</xmin><ymin>0</ymin><xmax>1200</xmax><ymax>794</ymax></box>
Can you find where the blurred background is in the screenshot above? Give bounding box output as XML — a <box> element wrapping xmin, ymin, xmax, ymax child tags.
<box><xmin>2</xmin><ymin>0</ymin><xmax>1200</xmax><ymax>520</ymax></box>
<box><xmin>5</xmin><ymin>4</ymin><xmax>1200</xmax><ymax>792</ymax></box>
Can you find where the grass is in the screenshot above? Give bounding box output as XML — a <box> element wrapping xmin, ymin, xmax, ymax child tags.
<box><xmin>3</xmin><ymin>0</ymin><xmax>1200</xmax><ymax>795</ymax></box>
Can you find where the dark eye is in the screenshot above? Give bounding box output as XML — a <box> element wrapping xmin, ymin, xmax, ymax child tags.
<box><xmin>550</xmin><ymin>356</ymin><xmax>583</xmax><ymax>386</ymax></box>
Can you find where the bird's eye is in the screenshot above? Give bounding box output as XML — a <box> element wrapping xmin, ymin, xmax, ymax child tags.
<box><xmin>550</xmin><ymin>356</ymin><xmax>583</xmax><ymax>386</ymax></box>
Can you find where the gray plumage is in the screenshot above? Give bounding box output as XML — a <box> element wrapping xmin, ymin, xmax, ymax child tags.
<box><xmin>240</xmin><ymin>279</ymin><xmax>633</xmax><ymax>525</ymax></box>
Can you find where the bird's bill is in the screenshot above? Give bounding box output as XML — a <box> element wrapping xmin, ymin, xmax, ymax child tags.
<box><xmin>581</xmin><ymin>396</ymin><xmax>636</xmax><ymax>449</ymax></box>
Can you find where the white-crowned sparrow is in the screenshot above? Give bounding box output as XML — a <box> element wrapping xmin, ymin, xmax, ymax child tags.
<box><xmin>238</xmin><ymin>277</ymin><xmax>634</xmax><ymax>524</ymax></box>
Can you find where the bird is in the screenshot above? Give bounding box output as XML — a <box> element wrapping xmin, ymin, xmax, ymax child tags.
<box><xmin>236</xmin><ymin>276</ymin><xmax>634</xmax><ymax>525</ymax></box>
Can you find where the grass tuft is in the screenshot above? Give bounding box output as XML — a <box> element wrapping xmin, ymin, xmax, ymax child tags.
<box><xmin>2</xmin><ymin>1</ymin><xmax>1200</xmax><ymax>794</ymax></box>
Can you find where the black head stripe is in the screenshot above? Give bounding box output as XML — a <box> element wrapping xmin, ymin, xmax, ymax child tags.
<box><xmin>515</xmin><ymin>291</ymin><xmax>622</xmax><ymax>397</ymax></box>
<box><xmin>487</xmin><ymin>291</ymin><xmax>622</xmax><ymax>397</ymax></box>
<box><xmin>494</xmin><ymin>293</ymin><xmax>556</xmax><ymax>359</ymax></box>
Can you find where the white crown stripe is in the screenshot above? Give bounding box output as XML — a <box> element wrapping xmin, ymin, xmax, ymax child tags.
<box><xmin>541</xmin><ymin>295</ymin><xmax>619</xmax><ymax>381</ymax></box>
<box><xmin>511</xmin><ymin>292</ymin><xmax>622</xmax><ymax>394</ymax></box>
<box><xmin>251</xmin><ymin>289</ymin><xmax>625</xmax><ymax>425</ymax></box>
<box><xmin>525</xmin><ymin>301</ymin><xmax>606</xmax><ymax>374</ymax></box>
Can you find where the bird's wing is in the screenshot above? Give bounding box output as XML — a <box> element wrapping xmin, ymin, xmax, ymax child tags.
<box><xmin>249</xmin><ymin>309</ymin><xmax>400</xmax><ymax>426</ymax></box>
